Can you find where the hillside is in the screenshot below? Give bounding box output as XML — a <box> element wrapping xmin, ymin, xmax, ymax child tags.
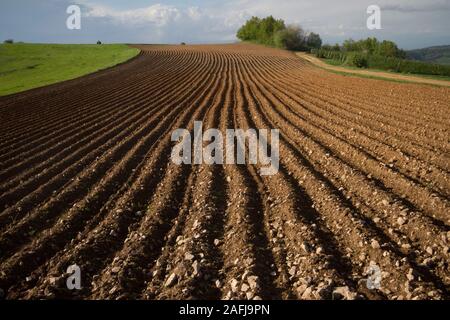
<box><xmin>406</xmin><ymin>45</ymin><xmax>450</xmax><ymax>65</ymax></box>
<box><xmin>0</xmin><ymin>44</ymin><xmax>139</xmax><ymax>96</ymax></box>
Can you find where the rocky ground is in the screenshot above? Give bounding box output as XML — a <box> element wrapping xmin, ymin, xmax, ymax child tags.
<box><xmin>0</xmin><ymin>43</ymin><xmax>448</xmax><ymax>300</ymax></box>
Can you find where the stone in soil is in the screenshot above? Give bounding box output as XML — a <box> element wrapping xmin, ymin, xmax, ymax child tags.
<box><xmin>164</xmin><ymin>273</ymin><xmax>178</xmax><ymax>287</ymax></box>
<box><xmin>332</xmin><ymin>286</ymin><xmax>357</xmax><ymax>300</ymax></box>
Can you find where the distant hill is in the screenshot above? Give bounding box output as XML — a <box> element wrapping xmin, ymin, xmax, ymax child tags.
<box><xmin>406</xmin><ymin>45</ymin><xmax>450</xmax><ymax>65</ymax></box>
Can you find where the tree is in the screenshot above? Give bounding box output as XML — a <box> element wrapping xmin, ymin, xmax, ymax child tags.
<box><xmin>237</xmin><ymin>16</ymin><xmax>262</xmax><ymax>41</ymax></box>
<box><xmin>237</xmin><ymin>16</ymin><xmax>285</xmax><ymax>46</ymax></box>
<box><xmin>360</xmin><ymin>37</ymin><xmax>379</xmax><ymax>54</ymax></box>
<box><xmin>258</xmin><ymin>16</ymin><xmax>285</xmax><ymax>45</ymax></box>
<box><xmin>343</xmin><ymin>39</ymin><xmax>356</xmax><ymax>51</ymax></box>
<box><xmin>306</xmin><ymin>32</ymin><xmax>322</xmax><ymax>49</ymax></box>
<box><xmin>3</xmin><ymin>39</ymin><xmax>14</xmax><ymax>44</ymax></box>
<box><xmin>376</xmin><ymin>40</ymin><xmax>405</xmax><ymax>58</ymax></box>
<box><xmin>273</xmin><ymin>24</ymin><xmax>306</xmax><ymax>51</ymax></box>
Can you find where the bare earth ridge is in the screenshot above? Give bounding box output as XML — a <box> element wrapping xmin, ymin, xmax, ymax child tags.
<box><xmin>0</xmin><ymin>43</ymin><xmax>449</xmax><ymax>300</ymax></box>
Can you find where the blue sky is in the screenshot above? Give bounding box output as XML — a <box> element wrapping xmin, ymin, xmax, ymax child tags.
<box><xmin>1</xmin><ymin>0</ymin><xmax>449</xmax><ymax>49</ymax></box>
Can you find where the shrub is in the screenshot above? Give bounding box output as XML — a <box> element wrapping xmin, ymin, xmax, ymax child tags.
<box><xmin>96</xmin><ymin>40</ymin><xmax>102</xmax><ymax>45</ymax></box>
<box><xmin>346</xmin><ymin>53</ymin><xmax>368</xmax><ymax>68</ymax></box>
<box><xmin>4</xmin><ymin>39</ymin><xmax>14</xmax><ymax>44</ymax></box>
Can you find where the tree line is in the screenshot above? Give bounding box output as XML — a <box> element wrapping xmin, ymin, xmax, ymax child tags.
<box><xmin>321</xmin><ymin>37</ymin><xmax>406</xmax><ymax>59</ymax></box>
<box><xmin>312</xmin><ymin>38</ymin><xmax>450</xmax><ymax>76</ymax></box>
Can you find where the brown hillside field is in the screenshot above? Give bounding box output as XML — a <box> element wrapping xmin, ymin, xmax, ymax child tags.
<box><xmin>0</xmin><ymin>43</ymin><xmax>449</xmax><ymax>300</ymax></box>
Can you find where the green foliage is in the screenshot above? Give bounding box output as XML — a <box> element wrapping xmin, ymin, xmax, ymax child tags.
<box><xmin>237</xmin><ymin>17</ymin><xmax>259</xmax><ymax>41</ymax></box>
<box><xmin>306</xmin><ymin>32</ymin><xmax>322</xmax><ymax>49</ymax></box>
<box><xmin>3</xmin><ymin>39</ymin><xmax>14</xmax><ymax>44</ymax></box>
<box><xmin>311</xmin><ymin>46</ymin><xmax>450</xmax><ymax>76</ymax></box>
<box><xmin>332</xmin><ymin>43</ymin><xmax>341</xmax><ymax>51</ymax></box>
<box><xmin>311</xmin><ymin>48</ymin><xmax>346</xmax><ymax>62</ymax></box>
<box><xmin>342</xmin><ymin>39</ymin><xmax>357</xmax><ymax>52</ymax></box>
<box><xmin>313</xmin><ymin>36</ymin><xmax>450</xmax><ymax>76</ymax></box>
<box><xmin>0</xmin><ymin>43</ymin><xmax>139</xmax><ymax>96</ymax></box>
<box><xmin>341</xmin><ymin>37</ymin><xmax>404</xmax><ymax>58</ymax></box>
<box><xmin>237</xmin><ymin>16</ymin><xmax>321</xmax><ymax>51</ymax></box>
<box><xmin>366</xmin><ymin>55</ymin><xmax>450</xmax><ymax>76</ymax></box>
<box><xmin>345</xmin><ymin>52</ymin><xmax>368</xmax><ymax>68</ymax></box>
<box><xmin>321</xmin><ymin>43</ymin><xmax>339</xmax><ymax>52</ymax></box>
<box><xmin>377</xmin><ymin>40</ymin><xmax>405</xmax><ymax>58</ymax></box>
<box><xmin>237</xmin><ymin>16</ymin><xmax>285</xmax><ymax>46</ymax></box>
<box><xmin>273</xmin><ymin>25</ymin><xmax>306</xmax><ymax>51</ymax></box>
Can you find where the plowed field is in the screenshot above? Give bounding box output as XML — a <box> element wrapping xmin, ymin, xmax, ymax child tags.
<box><xmin>0</xmin><ymin>43</ymin><xmax>449</xmax><ymax>300</ymax></box>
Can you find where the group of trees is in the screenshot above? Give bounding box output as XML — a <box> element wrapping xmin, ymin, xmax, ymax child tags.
<box><xmin>315</xmin><ymin>37</ymin><xmax>407</xmax><ymax>69</ymax></box>
<box><xmin>237</xmin><ymin>16</ymin><xmax>322</xmax><ymax>51</ymax></box>
<box><xmin>321</xmin><ymin>37</ymin><xmax>406</xmax><ymax>58</ymax></box>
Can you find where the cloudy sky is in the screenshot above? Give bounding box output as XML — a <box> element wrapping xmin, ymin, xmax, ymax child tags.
<box><xmin>1</xmin><ymin>0</ymin><xmax>449</xmax><ymax>49</ymax></box>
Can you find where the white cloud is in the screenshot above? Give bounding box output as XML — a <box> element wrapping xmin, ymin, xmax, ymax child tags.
<box><xmin>79</xmin><ymin>1</ymin><xmax>251</xmax><ymax>43</ymax></box>
<box><xmin>186</xmin><ymin>7</ymin><xmax>202</xmax><ymax>21</ymax></box>
<box><xmin>84</xmin><ymin>3</ymin><xmax>182</xmax><ymax>27</ymax></box>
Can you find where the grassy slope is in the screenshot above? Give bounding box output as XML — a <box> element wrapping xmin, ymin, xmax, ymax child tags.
<box><xmin>406</xmin><ymin>45</ymin><xmax>450</xmax><ymax>65</ymax></box>
<box><xmin>0</xmin><ymin>43</ymin><xmax>140</xmax><ymax>96</ymax></box>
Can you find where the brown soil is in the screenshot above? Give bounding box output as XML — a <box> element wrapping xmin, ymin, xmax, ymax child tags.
<box><xmin>0</xmin><ymin>43</ymin><xmax>449</xmax><ymax>300</ymax></box>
